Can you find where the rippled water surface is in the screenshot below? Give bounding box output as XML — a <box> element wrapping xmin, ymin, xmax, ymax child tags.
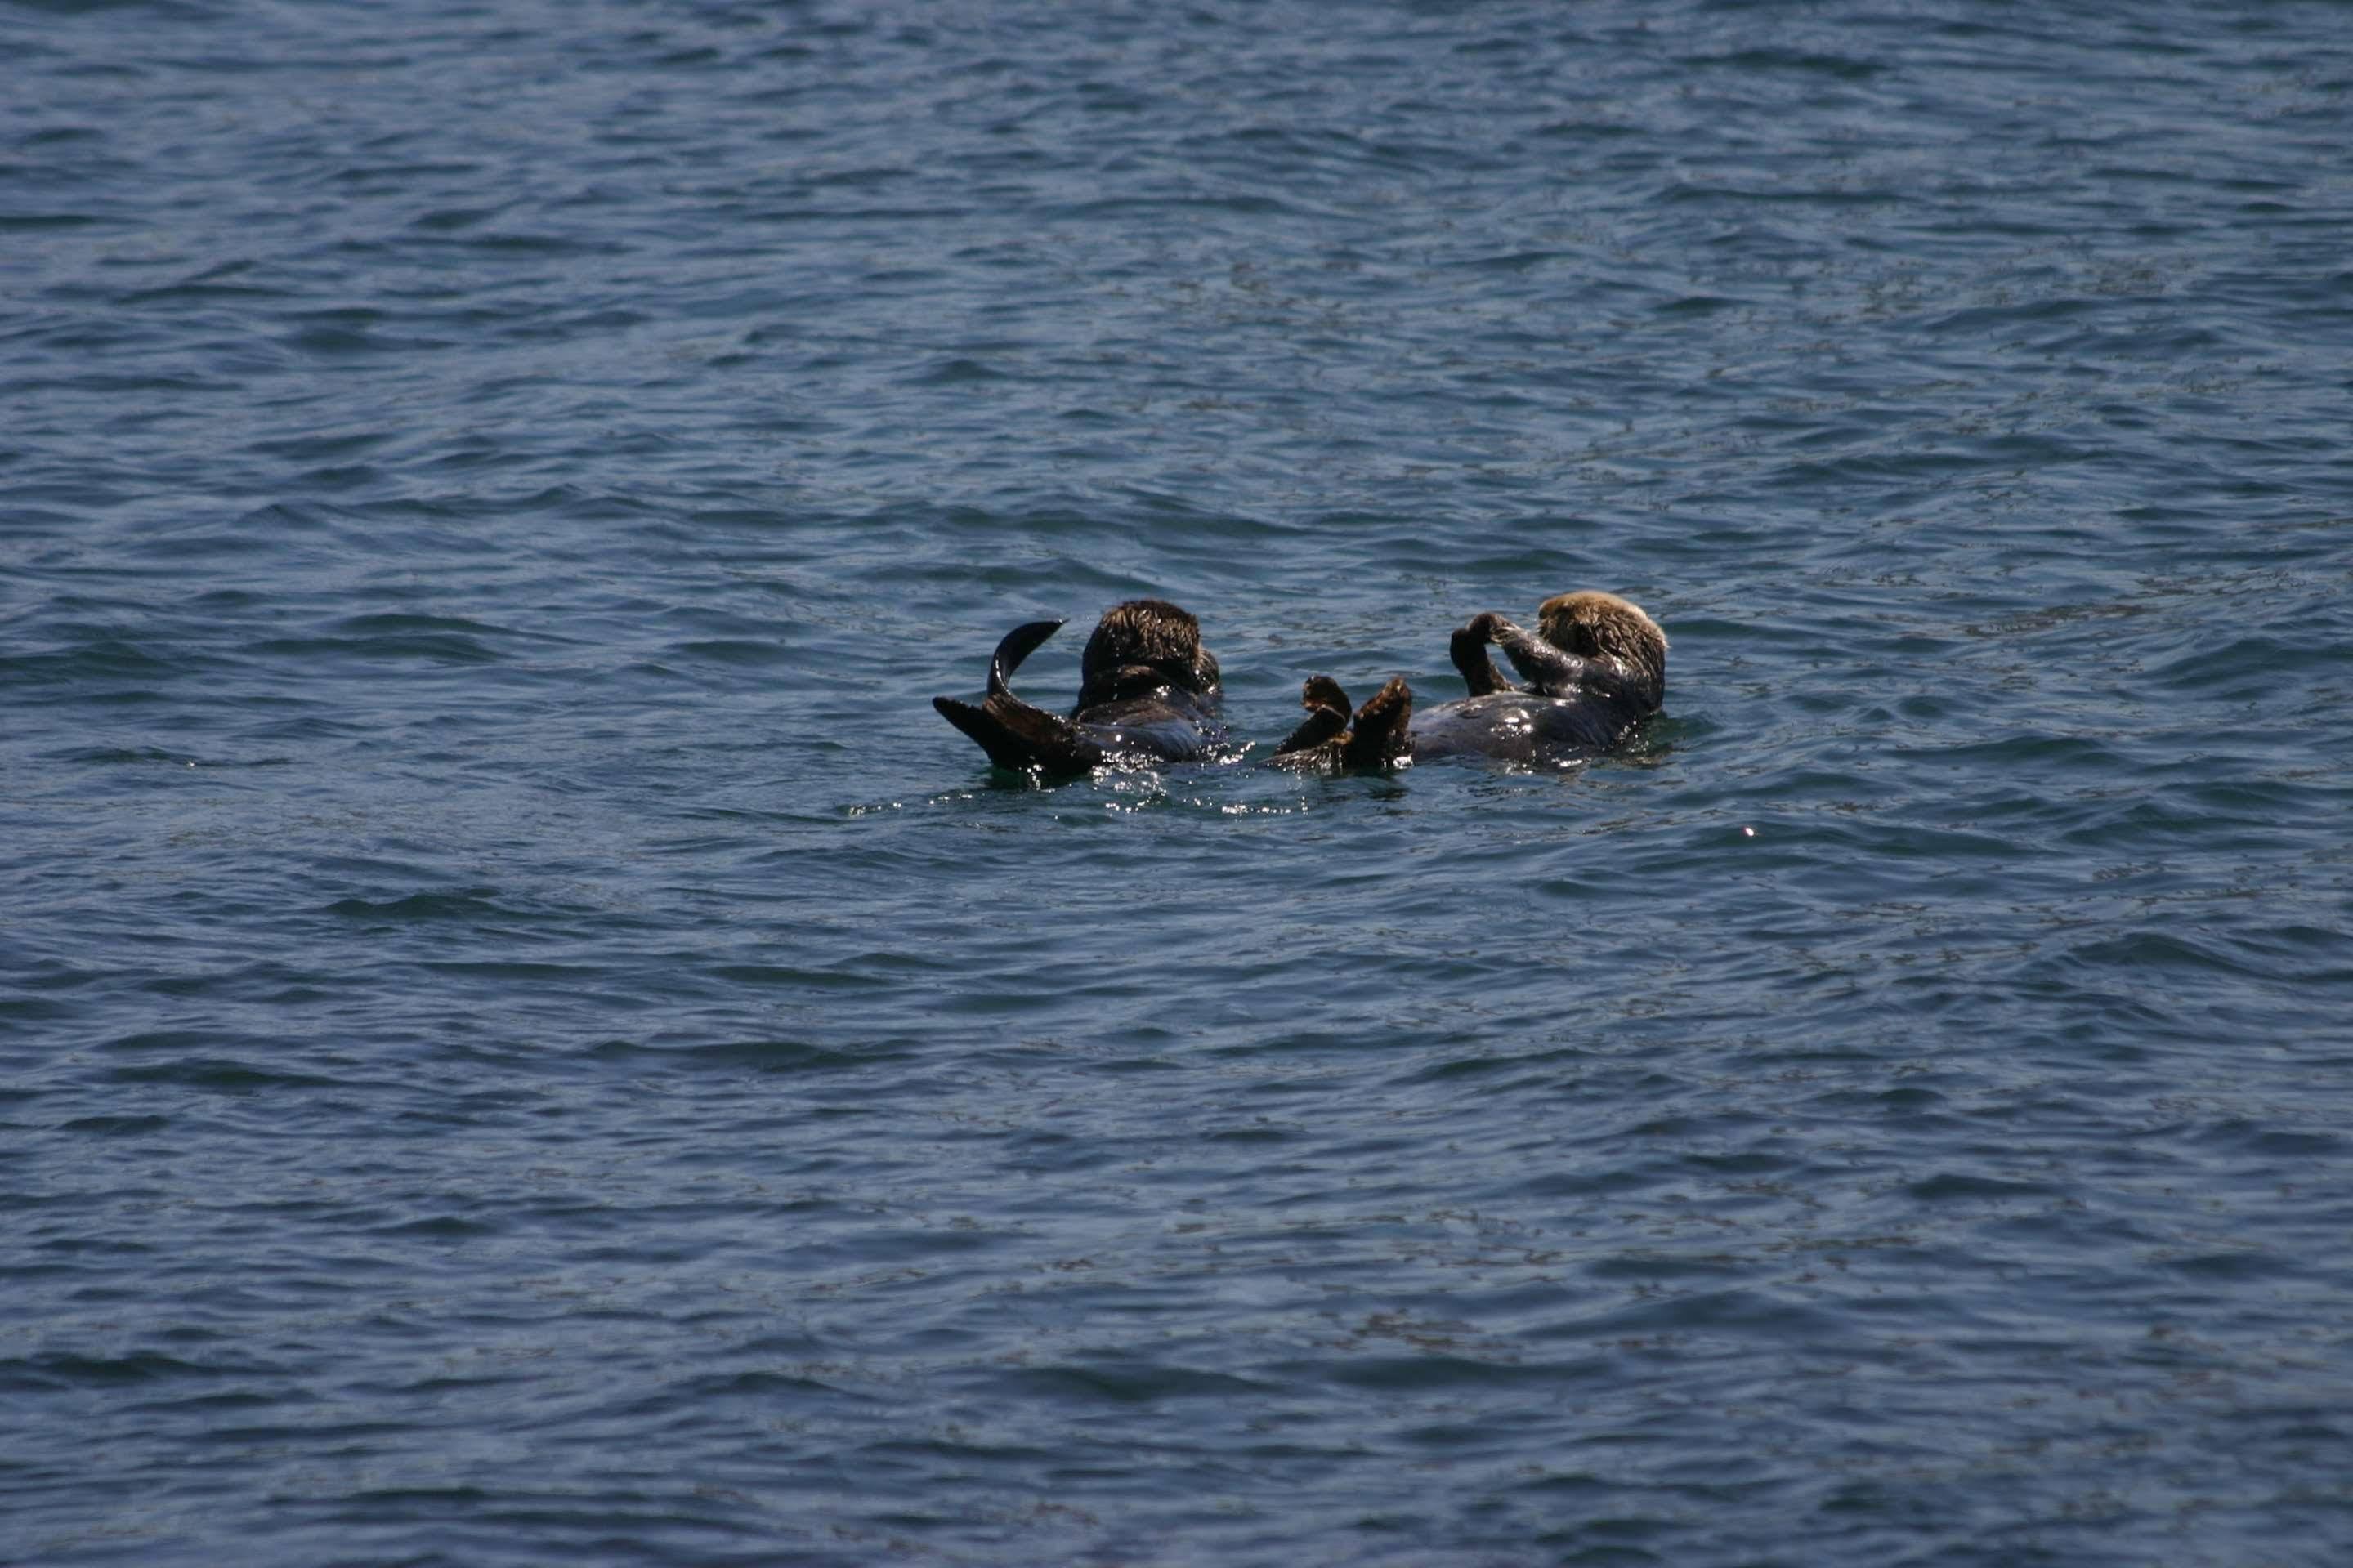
<box><xmin>7</xmin><ymin>2</ymin><xmax>2353</xmax><ymax>1564</ymax></box>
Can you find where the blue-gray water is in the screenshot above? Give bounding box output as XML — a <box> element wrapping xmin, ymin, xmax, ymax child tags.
<box><xmin>7</xmin><ymin>2</ymin><xmax>2352</xmax><ymax>1564</ymax></box>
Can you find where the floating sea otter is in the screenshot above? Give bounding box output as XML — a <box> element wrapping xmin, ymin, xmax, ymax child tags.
<box><xmin>1276</xmin><ymin>591</ymin><xmax>1666</xmax><ymax>769</ymax></box>
<box><xmin>934</xmin><ymin>598</ymin><xmax>1227</xmax><ymax>773</ymax></box>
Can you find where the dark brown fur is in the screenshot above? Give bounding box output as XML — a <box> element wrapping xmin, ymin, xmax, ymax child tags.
<box><xmin>1272</xmin><ymin>675</ymin><xmax>1412</xmax><ymax>771</ymax></box>
<box><xmin>1289</xmin><ymin>590</ymin><xmax>1666</xmax><ymax>769</ymax></box>
<box><xmin>1076</xmin><ymin>598</ymin><xmax>1221</xmax><ymax>708</ymax></box>
<box><xmin>1413</xmin><ymin>590</ymin><xmax>1666</xmax><ymax>762</ymax></box>
<box><xmin>935</xmin><ymin>599</ymin><xmax>1227</xmax><ymax>774</ymax></box>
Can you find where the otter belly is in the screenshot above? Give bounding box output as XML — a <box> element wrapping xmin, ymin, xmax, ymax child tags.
<box><xmin>1407</xmin><ymin>692</ymin><xmax>1634</xmax><ymax>764</ymax></box>
<box><xmin>1072</xmin><ymin>691</ymin><xmax>1227</xmax><ymax>762</ymax></box>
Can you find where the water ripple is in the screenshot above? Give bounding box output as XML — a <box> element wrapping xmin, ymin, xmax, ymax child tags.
<box><xmin>7</xmin><ymin>2</ymin><xmax>2353</xmax><ymax>1566</ymax></box>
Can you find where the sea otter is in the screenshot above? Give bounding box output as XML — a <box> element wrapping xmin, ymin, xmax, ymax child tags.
<box><xmin>1279</xmin><ymin>591</ymin><xmax>1666</xmax><ymax>769</ymax></box>
<box><xmin>933</xmin><ymin>598</ymin><xmax>1227</xmax><ymax>774</ymax></box>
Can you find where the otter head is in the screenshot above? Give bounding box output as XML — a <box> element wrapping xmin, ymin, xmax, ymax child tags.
<box><xmin>1077</xmin><ymin>598</ymin><xmax>1221</xmax><ymax>707</ymax></box>
<box><xmin>1535</xmin><ymin>590</ymin><xmax>1667</xmax><ymax>706</ymax></box>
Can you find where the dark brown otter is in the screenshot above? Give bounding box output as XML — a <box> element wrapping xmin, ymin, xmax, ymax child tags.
<box><xmin>934</xmin><ymin>598</ymin><xmax>1228</xmax><ymax>774</ymax></box>
<box><xmin>1289</xmin><ymin>591</ymin><xmax>1667</xmax><ymax>768</ymax></box>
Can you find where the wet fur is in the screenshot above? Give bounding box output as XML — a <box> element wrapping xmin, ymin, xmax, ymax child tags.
<box><xmin>1413</xmin><ymin>591</ymin><xmax>1666</xmax><ymax>763</ymax></box>
<box><xmin>934</xmin><ymin>598</ymin><xmax>1226</xmax><ymax>774</ymax></box>
<box><xmin>1272</xmin><ymin>675</ymin><xmax>1412</xmax><ymax>771</ymax></box>
<box><xmin>1077</xmin><ymin>599</ymin><xmax>1221</xmax><ymax>708</ymax></box>
<box><xmin>1294</xmin><ymin>591</ymin><xmax>1666</xmax><ymax>769</ymax></box>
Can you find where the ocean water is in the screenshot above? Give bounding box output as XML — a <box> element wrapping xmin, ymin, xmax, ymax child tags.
<box><xmin>6</xmin><ymin>2</ymin><xmax>2352</xmax><ymax>1564</ymax></box>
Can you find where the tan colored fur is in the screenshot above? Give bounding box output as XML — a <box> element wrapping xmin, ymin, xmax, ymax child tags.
<box><xmin>1534</xmin><ymin>591</ymin><xmax>1667</xmax><ymax>685</ymax></box>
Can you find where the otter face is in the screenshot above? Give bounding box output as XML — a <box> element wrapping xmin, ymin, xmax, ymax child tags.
<box><xmin>1535</xmin><ymin>591</ymin><xmax>1667</xmax><ymax>680</ymax></box>
<box><xmin>1080</xmin><ymin>598</ymin><xmax>1220</xmax><ymax>699</ymax></box>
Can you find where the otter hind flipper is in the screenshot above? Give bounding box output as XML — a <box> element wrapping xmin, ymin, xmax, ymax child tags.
<box><xmin>933</xmin><ymin>691</ymin><xmax>1107</xmax><ymax>775</ymax></box>
<box><xmin>1300</xmin><ymin>674</ymin><xmax>1351</xmax><ymax>716</ymax></box>
<box><xmin>1271</xmin><ymin>675</ymin><xmax>1409</xmax><ymax>770</ymax></box>
<box><xmin>988</xmin><ymin>619</ymin><xmax>1067</xmax><ymax>699</ymax></box>
<box><xmin>1277</xmin><ymin>704</ymin><xmax>1349</xmax><ymax>756</ymax></box>
<box><xmin>1276</xmin><ymin>675</ymin><xmax>1353</xmax><ymax>756</ymax></box>
<box><xmin>1339</xmin><ymin>676</ymin><xmax>1413</xmax><ymax>768</ymax></box>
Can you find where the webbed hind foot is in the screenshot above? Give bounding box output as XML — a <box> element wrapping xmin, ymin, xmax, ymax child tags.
<box><xmin>1339</xmin><ymin>676</ymin><xmax>1412</xmax><ymax>768</ymax></box>
<box><xmin>1277</xmin><ymin>675</ymin><xmax>1353</xmax><ymax>756</ymax></box>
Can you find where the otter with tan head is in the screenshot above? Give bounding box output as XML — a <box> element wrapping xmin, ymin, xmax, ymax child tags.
<box><xmin>1282</xmin><ymin>591</ymin><xmax>1666</xmax><ymax>768</ymax></box>
<box><xmin>934</xmin><ymin>598</ymin><xmax>1228</xmax><ymax>774</ymax></box>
